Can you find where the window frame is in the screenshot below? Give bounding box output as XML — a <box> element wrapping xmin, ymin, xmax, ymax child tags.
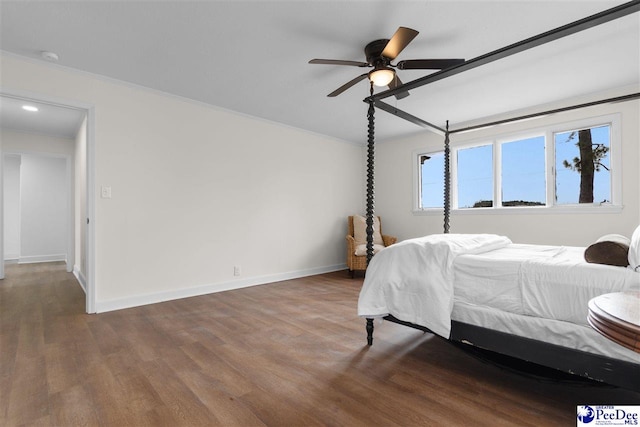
<box><xmin>452</xmin><ymin>140</ymin><xmax>495</xmax><ymax>209</ymax></box>
<box><xmin>413</xmin><ymin>113</ymin><xmax>622</xmax><ymax>215</ymax></box>
<box><xmin>547</xmin><ymin>115</ymin><xmax>620</xmax><ymax>209</ymax></box>
<box><xmin>415</xmin><ymin>152</ymin><xmax>446</xmax><ymax>209</ymax></box>
<box><xmin>496</xmin><ymin>132</ymin><xmax>547</xmax><ymax>209</ymax></box>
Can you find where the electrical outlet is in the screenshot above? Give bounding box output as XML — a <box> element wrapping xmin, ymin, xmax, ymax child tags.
<box><xmin>233</xmin><ymin>265</ymin><xmax>241</xmax><ymax>276</ymax></box>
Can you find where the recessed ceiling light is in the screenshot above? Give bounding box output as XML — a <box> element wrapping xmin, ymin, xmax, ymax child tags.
<box><xmin>22</xmin><ymin>105</ymin><xmax>39</xmax><ymax>112</ymax></box>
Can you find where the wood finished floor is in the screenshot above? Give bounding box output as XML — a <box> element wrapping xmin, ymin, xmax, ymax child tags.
<box><xmin>1</xmin><ymin>262</ymin><xmax>638</xmax><ymax>426</ymax></box>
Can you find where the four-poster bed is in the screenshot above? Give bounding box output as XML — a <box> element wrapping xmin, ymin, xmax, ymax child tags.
<box><xmin>356</xmin><ymin>0</ymin><xmax>640</xmax><ymax>391</ymax></box>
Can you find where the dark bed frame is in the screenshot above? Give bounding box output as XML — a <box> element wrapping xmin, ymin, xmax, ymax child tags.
<box><xmin>366</xmin><ymin>316</ymin><xmax>640</xmax><ymax>392</ymax></box>
<box><xmin>360</xmin><ymin>0</ymin><xmax>640</xmax><ymax>392</ymax></box>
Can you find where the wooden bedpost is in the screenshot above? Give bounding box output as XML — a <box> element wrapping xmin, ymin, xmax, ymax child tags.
<box><xmin>366</xmin><ymin>318</ymin><xmax>374</xmax><ymax>345</ymax></box>
<box><xmin>365</xmin><ymin>82</ymin><xmax>376</xmax><ymax>265</ymax></box>
<box><xmin>365</xmin><ymin>83</ymin><xmax>376</xmax><ymax>346</ymax></box>
<box><xmin>444</xmin><ymin>120</ymin><xmax>451</xmax><ymax>234</ymax></box>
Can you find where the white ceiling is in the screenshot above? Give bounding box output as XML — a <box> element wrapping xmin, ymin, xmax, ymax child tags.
<box><xmin>0</xmin><ymin>95</ymin><xmax>86</xmax><ymax>139</ymax></box>
<box><xmin>1</xmin><ymin>1</ymin><xmax>638</xmax><ymax>144</ymax></box>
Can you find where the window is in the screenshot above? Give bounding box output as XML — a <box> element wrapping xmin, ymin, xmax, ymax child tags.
<box><xmin>554</xmin><ymin>125</ymin><xmax>611</xmax><ymax>205</ymax></box>
<box><xmin>419</xmin><ymin>153</ymin><xmax>445</xmax><ymax>208</ymax></box>
<box><xmin>414</xmin><ymin>114</ymin><xmax>620</xmax><ymax>213</ymax></box>
<box><xmin>456</xmin><ymin>144</ymin><xmax>493</xmax><ymax>208</ymax></box>
<box><xmin>501</xmin><ymin>136</ymin><xmax>546</xmax><ymax>207</ymax></box>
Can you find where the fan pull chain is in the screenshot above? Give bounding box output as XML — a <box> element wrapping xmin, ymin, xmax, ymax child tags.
<box><xmin>444</xmin><ymin>120</ymin><xmax>451</xmax><ymax>234</ymax></box>
<box><xmin>366</xmin><ymin>82</ymin><xmax>376</xmax><ymax>266</ymax></box>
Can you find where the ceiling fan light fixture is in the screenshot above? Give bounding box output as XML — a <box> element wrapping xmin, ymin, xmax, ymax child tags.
<box><xmin>369</xmin><ymin>67</ymin><xmax>395</xmax><ymax>87</ymax></box>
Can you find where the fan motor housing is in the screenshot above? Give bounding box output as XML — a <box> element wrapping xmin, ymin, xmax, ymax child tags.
<box><xmin>365</xmin><ymin>39</ymin><xmax>391</xmax><ymax>65</ymax></box>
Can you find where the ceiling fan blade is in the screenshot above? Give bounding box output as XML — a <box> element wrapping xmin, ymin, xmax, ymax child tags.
<box><xmin>381</xmin><ymin>27</ymin><xmax>419</xmax><ymax>60</ymax></box>
<box><xmin>396</xmin><ymin>58</ymin><xmax>465</xmax><ymax>70</ymax></box>
<box><xmin>327</xmin><ymin>73</ymin><xmax>369</xmax><ymax>97</ymax></box>
<box><xmin>309</xmin><ymin>59</ymin><xmax>370</xmax><ymax>67</ymax></box>
<box><xmin>388</xmin><ymin>76</ymin><xmax>410</xmax><ymax>100</ymax></box>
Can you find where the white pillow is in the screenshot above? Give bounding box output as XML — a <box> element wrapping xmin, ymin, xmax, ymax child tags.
<box><xmin>596</xmin><ymin>234</ymin><xmax>630</xmax><ymax>245</ymax></box>
<box><xmin>354</xmin><ymin>244</ymin><xmax>385</xmax><ymax>256</ymax></box>
<box><xmin>353</xmin><ymin>215</ymin><xmax>384</xmax><ymax>246</ymax></box>
<box><xmin>629</xmin><ymin>225</ymin><xmax>640</xmax><ymax>272</ymax></box>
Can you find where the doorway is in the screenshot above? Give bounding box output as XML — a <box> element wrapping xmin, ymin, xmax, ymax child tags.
<box><xmin>0</xmin><ymin>91</ymin><xmax>95</xmax><ymax>313</ymax></box>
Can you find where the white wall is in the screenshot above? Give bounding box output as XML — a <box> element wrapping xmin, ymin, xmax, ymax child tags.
<box><xmin>3</xmin><ymin>154</ymin><xmax>21</xmax><ymax>259</ymax></box>
<box><xmin>1</xmin><ymin>129</ymin><xmax>76</xmax><ymax>156</ymax></box>
<box><xmin>18</xmin><ymin>154</ymin><xmax>69</xmax><ymax>262</ymax></box>
<box><xmin>374</xmin><ymin>89</ymin><xmax>640</xmax><ymax>247</ymax></box>
<box><xmin>0</xmin><ymin>53</ymin><xmax>365</xmax><ymax>311</ymax></box>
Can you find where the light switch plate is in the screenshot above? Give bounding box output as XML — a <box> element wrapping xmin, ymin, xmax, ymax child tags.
<box><xmin>101</xmin><ymin>186</ymin><xmax>112</xmax><ymax>199</ymax></box>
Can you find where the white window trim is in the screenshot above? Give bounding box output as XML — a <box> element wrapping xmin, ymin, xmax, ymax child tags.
<box><xmin>412</xmin><ymin>113</ymin><xmax>623</xmax><ymax>215</ymax></box>
<box><xmin>412</xmin><ymin>148</ymin><xmax>422</xmax><ymax>212</ymax></box>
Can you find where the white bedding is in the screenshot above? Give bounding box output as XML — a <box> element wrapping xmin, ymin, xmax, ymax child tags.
<box><xmin>454</xmin><ymin>244</ymin><xmax>640</xmax><ymax>326</ymax></box>
<box><xmin>358</xmin><ymin>233</ymin><xmax>512</xmax><ymax>338</ymax></box>
<box><xmin>358</xmin><ymin>234</ymin><xmax>640</xmax><ymax>361</ymax></box>
<box><xmin>453</xmin><ymin>243</ymin><xmax>561</xmax><ymax>314</ymax></box>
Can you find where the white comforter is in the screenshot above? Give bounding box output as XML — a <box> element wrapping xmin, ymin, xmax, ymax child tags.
<box><xmin>357</xmin><ymin>234</ymin><xmax>512</xmax><ymax>338</ymax></box>
<box><xmin>453</xmin><ymin>244</ymin><xmax>640</xmax><ymax>326</ymax></box>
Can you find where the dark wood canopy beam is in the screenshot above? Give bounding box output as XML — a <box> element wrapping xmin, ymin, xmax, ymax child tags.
<box><xmin>366</xmin><ymin>0</ymin><xmax>640</xmax><ymax>103</ymax></box>
<box><xmin>450</xmin><ymin>92</ymin><xmax>640</xmax><ymax>134</ymax></box>
<box><xmin>373</xmin><ymin>100</ymin><xmax>446</xmax><ymax>135</ymax></box>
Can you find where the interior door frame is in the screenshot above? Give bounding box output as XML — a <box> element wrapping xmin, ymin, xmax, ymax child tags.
<box><xmin>0</xmin><ymin>89</ymin><xmax>96</xmax><ymax>313</ymax></box>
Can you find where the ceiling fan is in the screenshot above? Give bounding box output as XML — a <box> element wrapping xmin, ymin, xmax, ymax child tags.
<box><xmin>309</xmin><ymin>27</ymin><xmax>464</xmax><ymax>99</ymax></box>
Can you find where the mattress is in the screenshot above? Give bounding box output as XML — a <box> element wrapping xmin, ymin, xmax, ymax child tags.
<box><xmin>452</xmin><ymin>301</ymin><xmax>640</xmax><ymax>364</ymax></box>
<box><xmin>453</xmin><ymin>244</ymin><xmax>640</xmax><ymax>327</ymax></box>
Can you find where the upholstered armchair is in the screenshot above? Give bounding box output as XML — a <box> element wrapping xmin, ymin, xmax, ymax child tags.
<box><xmin>346</xmin><ymin>215</ymin><xmax>397</xmax><ymax>277</ymax></box>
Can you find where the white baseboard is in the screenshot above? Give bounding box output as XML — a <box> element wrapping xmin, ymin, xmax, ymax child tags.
<box><xmin>95</xmin><ymin>263</ymin><xmax>347</xmax><ymax>313</ymax></box>
<box><xmin>19</xmin><ymin>254</ymin><xmax>66</xmax><ymax>264</ymax></box>
<box><xmin>4</xmin><ymin>253</ymin><xmax>19</xmax><ymax>262</ymax></box>
<box><xmin>73</xmin><ymin>266</ymin><xmax>87</xmax><ymax>293</ymax></box>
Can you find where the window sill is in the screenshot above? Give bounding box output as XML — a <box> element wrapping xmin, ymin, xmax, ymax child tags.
<box><xmin>413</xmin><ymin>204</ymin><xmax>624</xmax><ymax>216</ymax></box>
